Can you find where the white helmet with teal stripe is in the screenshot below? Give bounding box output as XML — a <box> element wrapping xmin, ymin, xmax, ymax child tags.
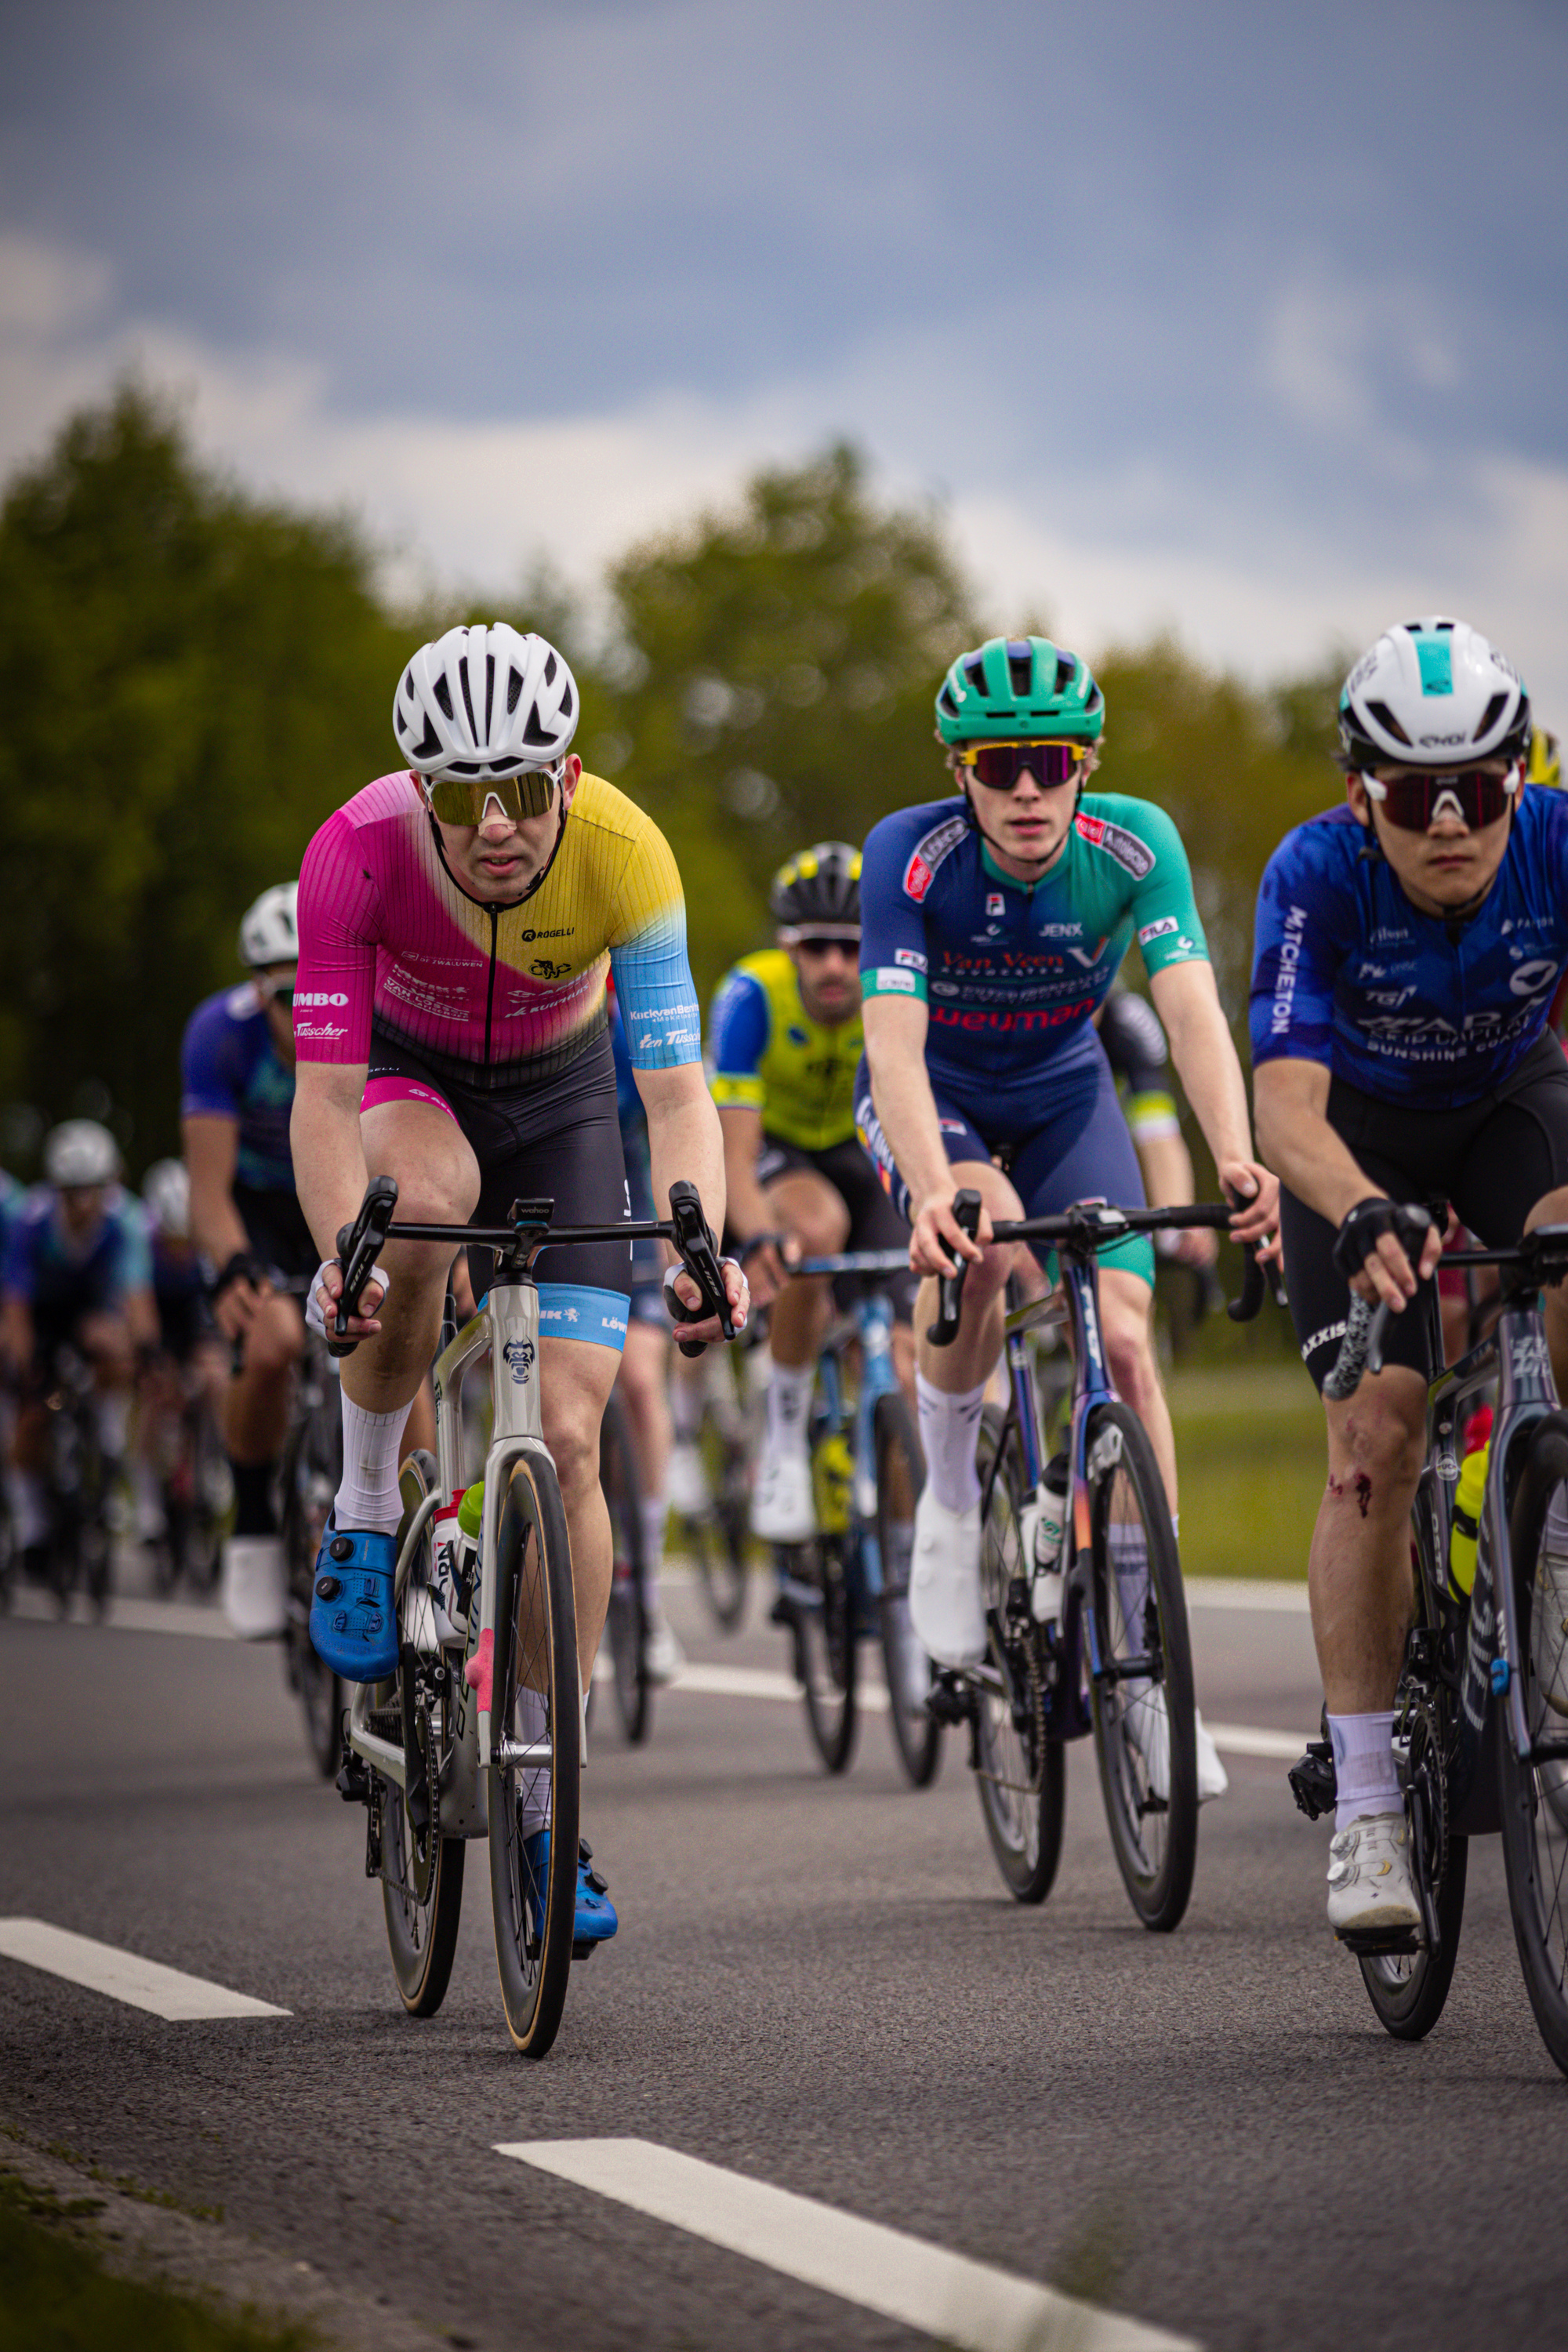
<box><xmin>1339</xmin><ymin>618</ymin><xmax>1530</xmax><ymax>769</ymax></box>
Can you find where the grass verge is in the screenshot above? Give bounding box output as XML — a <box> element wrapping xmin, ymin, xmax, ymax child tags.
<box><xmin>0</xmin><ymin>2168</ymin><xmax>318</xmax><ymax>2352</ymax></box>
<box><xmin>1168</xmin><ymin>1365</ymin><xmax>1323</xmax><ymax>1581</ymax></box>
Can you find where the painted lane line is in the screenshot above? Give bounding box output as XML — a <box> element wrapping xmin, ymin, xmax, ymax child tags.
<box><xmin>498</xmin><ymin>2138</ymin><xmax>1197</xmax><ymax>2352</ymax></box>
<box><xmin>0</xmin><ymin>1918</ymin><xmax>289</xmax><ymax>2020</ymax></box>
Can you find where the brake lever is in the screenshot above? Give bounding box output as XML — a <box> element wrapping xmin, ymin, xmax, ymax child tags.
<box><xmin>666</xmin><ymin>1178</ymin><xmax>731</xmax><ymax>1359</ymax></box>
<box><xmin>328</xmin><ymin>1174</ymin><xmax>400</xmax><ymax>1359</ymax></box>
<box><xmin>926</xmin><ymin>1189</ymin><xmax>982</xmax><ymax>1348</ymax></box>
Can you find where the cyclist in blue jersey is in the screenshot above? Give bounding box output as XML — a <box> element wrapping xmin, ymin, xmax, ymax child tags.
<box><xmin>608</xmin><ymin>987</ymin><xmax>685</xmax><ymax>1683</ymax></box>
<box><xmin>858</xmin><ymin>635</ymin><xmax>1276</xmax><ymax>1799</ymax></box>
<box><xmin>2</xmin><ymin>1120</ymin><xmax>156</xmax><ymax>1575</ymax></box>
<box><xmin>181</xmin><ymin>882</ymin><xmax>310</xmax><ymax>1636</ymax></box>
<box><xmin>1250</xmin><ymin>616</ymin><xmax>1568</xmax><ymax>1942</ymax></box>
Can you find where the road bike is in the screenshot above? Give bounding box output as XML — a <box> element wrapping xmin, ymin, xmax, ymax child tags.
<box><xmin>927</xmin><ymin>1192</ymin><xmax>1261</xmax><ymax>1931</ymax></box>
<box><xmin>670</xmin><ymin>1343</ymin><xmax>756</xmax><ymax>1632</ymax></box>
<box><xmin>768</xmin><ymin>1256</ymin><xmax>937</xmax><ymax>1785</ymax></box>
<box><xmin>38</xmin><ymin>1347</ymin><xmax>114</xmax><ymax>1617</ymax></box>
<box><xmin>278</xmin><ymin>1308</ymin><xmax>347</xmax><ymax>1779</ymax></box>
<box><xmin>597</xmin><ymin>1386</ymin><xmax>651</xmax><ymax>1744</ymax></box>
<box><xmin>1291</xmin><ymin>1212</ymin><xmax>1568</xmax><ymax>2075</ymax></box>
<box><xmin>330</xmin><ymin>1173</ymin><xmax>728</xmax><ymax>2057</ymax></box>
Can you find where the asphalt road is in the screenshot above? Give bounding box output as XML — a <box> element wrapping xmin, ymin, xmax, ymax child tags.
<box><xmin>2</xmin><ymin>1567</ymin><xmax>1566</xmax><ymax>2352</ymax></box>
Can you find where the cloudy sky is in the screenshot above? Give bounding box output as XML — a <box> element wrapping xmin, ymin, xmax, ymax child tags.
<box><xmin>2</xmin><ymin>0</ymin><xmax>1564</xmax><ymax>709</ymax></box>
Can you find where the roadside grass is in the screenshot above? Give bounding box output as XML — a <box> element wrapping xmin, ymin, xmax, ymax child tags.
<box><xmin>1168</xmin><ymin>1363</ymin><xmax>1322</xmax><ymax>1581</ymax></box>
<box><xmin>0</xmin><ymin>2169</ymin><xmax>317</xmax><ymax>2352</ymax></box>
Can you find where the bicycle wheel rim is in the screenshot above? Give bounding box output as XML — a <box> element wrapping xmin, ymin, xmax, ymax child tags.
<box><xmin>1500</xmin><ymin>1415</ymin><xmax>1568</xmax><ymax>2074</ymax></box>
<box><xmin>974</xmin><ymin>1406</ymin><xmax>1062</xmax><ymax>1902</ymax></box>
<box><xmin>1086</xmin><ymin>1403</ymin><xmax>1196</xmax><ymax>1932</ymax></box>
<box><xmin>488</xmin><ymin>1454</ymin><xmax>579</xmax><ymax>2057</ymax></box>
<box><xmin>874</xmin><ymin>1392</ymin><xmax>941</xmax><ymax>1790</ymax></box>
<box><xmin>376</xmin><ymin>1452</ymin><xmax>465</xmax><ymax>2016</ymax></box>
<box><xmin>797</xmin><ymin>1539</ymin><xmax>859</xmax><ymax>1773</ymax></box>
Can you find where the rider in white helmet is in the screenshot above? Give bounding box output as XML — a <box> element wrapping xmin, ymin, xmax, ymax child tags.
<box><xmin>180</xmin><ymin>882</ymin><xmax>310</xmax><ymax>1635</ymax></box>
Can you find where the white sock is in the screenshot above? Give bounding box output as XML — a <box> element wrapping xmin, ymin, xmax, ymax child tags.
<box><xmin>1545</xmin><ymin>1490</ymin><xmax>1568</xmax><ymax>1554</ymax></box>
<box><xmin>916</xmin><ymin>1373</ymin><xmax>986</xmax><ymax>1515</ymax></box>
<box><xmin>334</xmin><ymin>1394</ymin><xmax>414</xmax><ymax>1535</ymax></box>
<box><xmin>766</xmin><ymin>1359</ymin><xmax>815</xmax><ymax>1456</ymax></box>
<box><xmin>516</xmin><ymin>1690</ymin><xmax>550</xmax><ymax>1835</ymax></box>
<box><xmin>1109</xmin><ymin>1519</ymin><xmax>1150</xmax><ymax>1642</ymax></box>
<box><xmin>671</xmin><ymin>1370</ymin><xmax>702</xmax><ymax>1445</ymax></box>
<box><xmin>641</xmin><ymin>1494</ymin><xmax>666</xmax><ymax>1606</ymax></box>
<box><xmin>1328</xmin><ymin>1708</ymin><xmax>1400</xmax><ymax>1832</ymax></box>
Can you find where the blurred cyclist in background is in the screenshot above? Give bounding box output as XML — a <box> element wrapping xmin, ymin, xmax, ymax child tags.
<box><xmin>2</xmin><ymin>1120</ymin><xmax>156</xmax><ymax>1576</ymax></box>
<box><xmin>180</xmin><ymin>882</ymin><xmax>310</xmax><ymax>1635</ymax></box>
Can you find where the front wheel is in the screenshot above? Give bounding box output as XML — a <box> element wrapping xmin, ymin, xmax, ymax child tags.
<box><xmin>793</xmin><ymin>1534</ymin><xmax>861</xmax><ymax>1774</ymax></box>
<box><xmin>601</xmin><ymin>1394</ymin><xmax>651</xmax><ymax>1746</ymax></box>
<box><xmin>1085</xmin><ymin>1402</ymin><xmax>1197</xmax><ymax>1933</ymax></box>
<box><xmin>874</xmin><ymin>1393</ymin><xmax>941</xmax><ymax>1789</ymax></box>
<box><xmin>1499</xmin><ymin>1414</ymin><xmax>1568</xmax><ymax>2078</ymax></box>
<box><xmin>379</xmin><ymin>1452</ymin><xmax>465</xmax><ymax>2017</ymax></box>
<box><xmin>488</xmin><ymin>1452</ymin><xmax>581</xmax><ymax>2059</ymax></box>
<box><xmin>974</xmin><ymin>1406</ymin><xmax>1065</xmax><ymax>1904</ymax></box>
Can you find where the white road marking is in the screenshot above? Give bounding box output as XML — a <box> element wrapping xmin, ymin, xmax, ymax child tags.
<box><xmin>0</xmin><ymin>1918</ymin><xmax>289</xmax><ymax>2020</ymax></box>
<box><xmin>498</xmin><ymin>2137</ymin><xmax>1197</xmax><ymax>2352</ymax></box>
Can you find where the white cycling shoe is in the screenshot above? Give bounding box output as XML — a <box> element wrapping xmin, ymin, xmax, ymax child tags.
<box><xmin>909</xmin><ymin>1490</ymin><xmax>985</xmax><ymax>1668</ymax></box>
<box><xmin>666</xmin><ymin>1440</ymin><xmax>709</xmax><ymax>1520</ymax></box>
<box><xmin>1326</xmin><ymin>1810</ymin><xmax>1421</xmax><ymax>1940</ymax></box>
<box><xmin>220</xmin><ymin>1534</ymin><xmax>288</xmax><ymax>1640</ymax></box>
<box><xmin>751</xmin><ymin>1449</ymin><xmax>816</xmax><ymax>1544</ymax></box>
<box><xmin>643</xmin><ymin>1608</ymin><xmax>685</xmax><ymax>1686</ymax></box>
<box><xmin>1121</xmin><ymin>1683</ymin><xmax>1229</xmax><ymax>1803</ymax></box>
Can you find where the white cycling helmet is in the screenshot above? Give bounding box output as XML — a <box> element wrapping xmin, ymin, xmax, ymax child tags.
<box><xmin>1339</xmin><ymin>618</ymin><xmax>1531</xmax><ymax>769</ymax></box>
<box><xmin>240</xmin><ymin>881</ymin><xmax>299</xmax><ymax>969</ymax></box>
<box><xmin>393</xmin><ymin>622</ymin><xmax>579</xmax><ymax>780</ymax></box>
<box><xmin>142</xmin><ymin>1157</ymin><xmax>191</xmax><ymax>1240</ymax></box>
<box><xmin>45</xmin><ymin>1119</ymin><xmax>120</xmax><ymax>1189</ymax></box>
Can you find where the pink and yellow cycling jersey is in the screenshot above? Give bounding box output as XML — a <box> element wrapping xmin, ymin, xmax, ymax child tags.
<box><xmin>293</xmin><ymin>770</ymin><xmax>702</xmax><ymax>1083</ymax></box>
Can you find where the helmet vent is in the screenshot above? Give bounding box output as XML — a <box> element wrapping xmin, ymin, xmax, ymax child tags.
<box><xmin>484</xmin><ymin>654</ymin><xmax>495</xmax><ymax>733</ymax></box>
<box><xmin>1366</xmin><ymin>699</ymin><xmax>1412</xmax><ymax>746</ymax></box>
<box><xmin>1006</xmin><ymin>642</ymin><xmax>1034</xmax><ymax>699</ymax></box>
<box><xmin>1476</xmin><ymin>691</ymin><xmax>1510</xmax><ymax>744</ymax></box>
<box><xmin>457</xmin><ymin>659</ymin><xmax>479</xmax><ymax>740</ymax></box>
<box><xmin>938</xmin><ymin>684</ymin><xmax>959</xmax><ymax>717</ymax></box>
<box><xmin>1054</xmin><ymin>654</ymin><xmax>1078</xmax><ymax>697</ymax></box>
<box><xmin>964</xmin><ymin>655</ymin><xmax>988</xmax><ymax>693</ymax></box>
<box><xmin>506</xmin><ymin>665</ymin><xmax>524</xmax><ymax>714</ymax></box>
<box><xmin>560</xmin><ymin>679</ymin><xmax>573</xmax><ymax>719</ymax></box>
<box><xmin>414</xmin><ymin>717</ymin><xmax>442</xmax><ymax>763</ymax></box>
<box><xmin>522</xmin><ymin>704</ymin><xmax>554</xmax><ymax>747</ymax></box>
<box><xmin>543</xmin><ymin>650</ymin><xmax>557</xmax><ymax>688</ymax></box>
<box><xmin>433</xmin><ymin>676</ymin><xmax>454</xmax><ymax>720</ymax></box>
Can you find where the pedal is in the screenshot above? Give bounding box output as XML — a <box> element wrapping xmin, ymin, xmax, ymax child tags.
<box><xmin>1289</xmin><ymin>1740</ymin><xmax>1336</xmax><ymax>1820</ymax></box>
<box><xmin>927</xmin><ymin>1670</ymin><xmax>977</xmax><ymax>1729</ymax></box>
<box><xmin>336</xmin><ymin>1751</ymin><xmax>372</xmax><ymax>1806</ymax></box>
<box><xmin>1336</xmin><ymin>1922</ymin><xmax>1421</xmax><ymax>1958</ymax></box>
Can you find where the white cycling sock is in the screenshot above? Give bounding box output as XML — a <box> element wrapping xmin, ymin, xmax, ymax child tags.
<box><xmin>916</xmin><ymin>1372</ymin><xmax>986</xmax><ymax>1515</ymax></box>
<box><xmin>334</xmin><ymin>1394</ymin><xmax>414</xmax><ymax>1536</ymax></box>
<box><xmin>670</xmin><ymin>1367</ymin><xmax>702</xmax><ymax>1444</ymax></box>
<box><xmin>641</xmin><ymin>1494</ymin><xmax>667</xmax><ymax>1596</ymax></box>
<box><xmin>1328</xmin><ymin>1708</ymin><xmax>1400</xmax><ymax>1832</ymax></box>
<box><xmin>765</xmin><ymin>1358</ymin><xmax>815</xmax><ymax>1455</ymax></box>
<box><xmin>1545</xmin><ymin>1489</ymin><xmax>1568</xmax><ymax>1555</ymax></box>
<box><xmin>516</xmin><ymin>1689</ymin><xmax>551</xmax><ymax>1835</ymax></box>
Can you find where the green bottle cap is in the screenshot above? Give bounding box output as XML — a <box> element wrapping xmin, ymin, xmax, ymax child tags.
<box><xmin>456</xmin><ymin>1481</ymin><xmax>485</xmax><ymax>1539</ymax></box>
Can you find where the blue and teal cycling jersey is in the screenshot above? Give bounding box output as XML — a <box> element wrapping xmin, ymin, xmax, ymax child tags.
<box><xmin>858</xmin><ymin>792</ymin><xmax>1207</xmax><ymax>1120</ymax></box>
<box><xmin>180</xmin><ymin>985</ymin><xmax>295</xmax><ymax>1190</ymax></box>
<box><xmin>1250</xmin><ymin>790</ymin><xmax>1568</xmax><ymax>1110</ymax></box>
<box><xmin>3</xmin><ymin>1185</ymin><xmax>151</xmax><ymax>1315</ymax></box>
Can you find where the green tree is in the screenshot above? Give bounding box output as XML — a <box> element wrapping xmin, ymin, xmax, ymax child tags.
<box><xmin>0</xmin><ymin>383</ymin><xmax>411</xmax><ymax>1165</ymax></box>
<box><xmin>591</xmin><ymin>442</ymin><xmax>978</xmax><ymax>1004</ymax></box>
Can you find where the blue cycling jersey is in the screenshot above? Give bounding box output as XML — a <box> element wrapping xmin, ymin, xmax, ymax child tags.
<box><xmin>180</xmin><ymin>985</ymin><xmax>295</xmax><ymax>1190</ymax></box>
<box><xmin>858</xmin><ymin>793</ymin><xmax>1207</xmax><ymax>1122</ymax></box>
<box><xmin>2</xmin><ymin>1185</ymin><xmax>151</xmax><ymax>1316</ymax></box>
<box><xmin>1250</xmin><ymin>790</ymin><xmax>1568</xmax><ymax>1109</ymax></box>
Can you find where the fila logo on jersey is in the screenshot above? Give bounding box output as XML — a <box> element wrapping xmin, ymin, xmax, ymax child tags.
<box><xmin>902</xmin><ymin>815</ymin><xmax>967</xmax><ymax>902</ymax></box>
<box><xmin>986</xmin><ymin>893</ymin><xmax>1005</xmax><ymax>917</ymax></box>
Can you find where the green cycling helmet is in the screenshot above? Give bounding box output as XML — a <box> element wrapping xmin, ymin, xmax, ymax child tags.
<box><xmin>935</xmin><ymin>634</ymin><xmax>1105</xmax><ymax>746</ymax></box>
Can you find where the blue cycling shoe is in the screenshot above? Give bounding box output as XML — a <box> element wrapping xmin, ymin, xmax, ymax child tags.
<box><xmin>308</xmin><ymin>1519</ymin><xmax>399</xmax><ymax>1681</ymax></box>
<box><xmin>521</xmin><ymin>1830</ymin><xmax>619</xmax><ymax>1958</ymax></box>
